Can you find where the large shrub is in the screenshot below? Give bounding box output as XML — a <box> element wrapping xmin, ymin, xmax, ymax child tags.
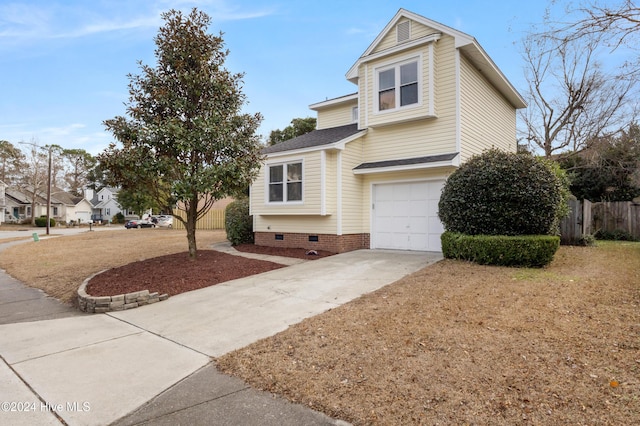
<box><xmin>225</xmin><ymin>198</ymin><xmax>253</xmax><ymax>245</ymax></box>
<box><xmin>438</xmin><ymin>149</ymin><xmax>569</xmax><ymax>236</ymax></box>
<box><xmin>34</xmin><ymin>216</ymin><xmax>56</xmax><ymax>227</ymax></box>
<box><xmin>112</xmin><ymin>212</ymin><xmax>125</xmax><ymax>224</ymax></box>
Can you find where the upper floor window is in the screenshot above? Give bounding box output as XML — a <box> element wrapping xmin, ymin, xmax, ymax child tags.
<box><xmin>351</xmin><ymin>106</ymin><xmax>359</xmax><ymax>123</ymax></box>
<box><xmin>377</xmin><ymin>59</ymin><xmax>419</xmax><ymax>112</ymax></box>
<box><xmin>268</xmin><ymin>161</ymin><xmax>302</xmax><ymax>203</ymax></box>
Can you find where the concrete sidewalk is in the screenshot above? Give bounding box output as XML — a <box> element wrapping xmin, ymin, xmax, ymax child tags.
<box><xmin>0</xmin><ymin>246</ymin><xmax>442</xmax><ymax>425</ymax></box>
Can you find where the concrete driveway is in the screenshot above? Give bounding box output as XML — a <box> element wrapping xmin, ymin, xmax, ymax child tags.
<box><xmin>0</xmin><ymin>248</ymin><xmax>442</xmax><ymax>425</ymax></box>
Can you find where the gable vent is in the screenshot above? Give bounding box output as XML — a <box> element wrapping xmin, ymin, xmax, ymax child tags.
<box><xmin>397</xmin><ymin>21</ymin><xmax>411</xmax><ymax>43</ymax></box>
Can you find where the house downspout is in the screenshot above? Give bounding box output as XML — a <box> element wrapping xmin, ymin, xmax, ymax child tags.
<box><xmin>320</xmin><ymin>150</ymin><xmax>326</xmax><ymax>216</ymax></box>
<box><xmin>336</xmin><ymin>150</ymin><xmax>342</xmax><ymax>236</ymax></box>
<box><xmin>455</xmin><ymin>49</ymin><xmax>462</xmax><ymax>161</ymax></box>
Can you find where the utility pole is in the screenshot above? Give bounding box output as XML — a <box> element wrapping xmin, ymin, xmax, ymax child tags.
<box><xmin>18</xmin><ymin>141</ymin><xmax>58</xmax><ymax>235</ymax></box>
<box><xmin>46</xmin><ymin>147</ymin><xmax>52</xmax><ymax>235</ymax></box>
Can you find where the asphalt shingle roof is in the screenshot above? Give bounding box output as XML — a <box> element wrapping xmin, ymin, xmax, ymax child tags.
<box><xmin>353</xmin><ymin>152</ymin><xmax>459</xmax><ymax>170</ymax></box>
<box><xmin>262</xmin><ymin>124</ymin><xmax>364</xmax><ymax>154</ymax></box>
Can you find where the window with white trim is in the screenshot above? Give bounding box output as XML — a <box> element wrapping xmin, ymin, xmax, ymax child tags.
<box><xmin>377</xmin><ymin>59</ymin><xmax>419</xmax><ymax>112</ymax></box>
<box><xmin>268</xmin><ymin>162</ymin><xmax>302</xmax><ymax>203</ymax></box>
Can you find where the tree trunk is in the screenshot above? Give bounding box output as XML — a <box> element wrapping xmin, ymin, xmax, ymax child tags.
<box><xmin>186</xmin><ymin>197</ymin><xmax>198</xmax><ymax>259</ymax></box>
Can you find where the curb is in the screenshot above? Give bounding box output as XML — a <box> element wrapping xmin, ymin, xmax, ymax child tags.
<box><xmin>77</xmin><ymin>270</ymin><xmax>169</xmax><ymax>313</ymax></box>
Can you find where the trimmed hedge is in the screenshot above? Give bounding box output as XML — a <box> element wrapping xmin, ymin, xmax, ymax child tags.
<box><xmin>441</xmin><ymin>231</ymin><xmax>560</xmax><ymax>268</ymax></box>
<box><xmin>34</xmin><ymin>216</ymin><xmax>56</xmax><ymax>227</ymax></box>
<box><xmin>225</xmin><ymin>198</ymin><xmax>253</xmax><ymax>245</ymax></box>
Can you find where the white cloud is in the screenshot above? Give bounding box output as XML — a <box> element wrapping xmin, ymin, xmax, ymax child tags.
<box><xmin>0</xmin><ymin>3</ymin><xmax>52</xmax><ymax>40</ymax></box>
<box><xmin>158</xmin><ymin>0</ymin><xmax>276</xmax><ymax>21</ymax></box>
<box><xmin>0</xmin><ymin>0</ymin><xmax>275</xmax><ymax>46</ymax></box>
<box><xmin>57</xmin><ymin>16</ymin><xmax>163</xmax><ymax>39</ymax></box>
<box><xmin>41</xmin><ymin>123</ymin><xmax>86</xmax><ymax>137</ymax></box>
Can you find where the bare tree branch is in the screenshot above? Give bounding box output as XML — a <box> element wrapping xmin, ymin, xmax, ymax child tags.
<box><xmin>519</xmin><ymin>6</ymin><xmax>637</xmax><ymax>157</ymax></box>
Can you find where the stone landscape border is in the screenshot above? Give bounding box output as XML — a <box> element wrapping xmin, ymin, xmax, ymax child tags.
<box><xmin>77</xmin><ymin>271</ymin><xmax>168</xmax><ymax>313</ymax></box>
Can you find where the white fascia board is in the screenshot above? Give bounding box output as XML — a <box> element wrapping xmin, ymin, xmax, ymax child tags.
<box><xmin>310</xmin><ymin>93</ymin><xmax>358</xmax><ymax>110</ymax></box>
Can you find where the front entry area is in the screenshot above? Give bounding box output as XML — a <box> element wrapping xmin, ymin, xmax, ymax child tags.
<box><xmin>371</xmin><ymin>180</ymin><xmax>445</xmax><ymax>251</ymax></box>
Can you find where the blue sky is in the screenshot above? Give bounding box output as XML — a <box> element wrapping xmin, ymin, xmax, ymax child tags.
<box><xmin>0</xmin><ymin>0</ymin><xmax>558</xmax><ymax>155</ymax></box>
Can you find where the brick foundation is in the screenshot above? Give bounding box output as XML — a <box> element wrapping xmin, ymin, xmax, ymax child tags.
<box><xmin>254</xmin><ymin>232</ymin><xmax>370</xmax><ymax>253</ymax></box>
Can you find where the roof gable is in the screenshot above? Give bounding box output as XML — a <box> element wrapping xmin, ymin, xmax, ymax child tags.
<box><xmin>346</xmin><ymin>8</ymin><xmax>525</xmax><ymax>109</ymax></box>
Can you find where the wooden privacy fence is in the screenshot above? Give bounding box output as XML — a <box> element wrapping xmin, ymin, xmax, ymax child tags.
<box><xmin>171</xmin><ymin>209</ymin><xmax>226</xmax><ymax>230</ymax></box>
<box><xmin>560</xmin><ymin>200</ymin><xmax>640</xmax><ymax>243</ymax></box>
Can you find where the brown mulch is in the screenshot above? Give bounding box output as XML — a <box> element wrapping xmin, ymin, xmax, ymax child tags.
<box><xmin>86</xmin><ymin>249</ymin><xmax>285</xmax><ymax>297</ymax></box>
<box><xmin>233</xmin><ymin>243</ymin><xmax>335</xmax><ymax>259</ymax></box>
<box><xmin>85</xmin><ymin>244</ymin><xmax>334</xmax><ymax>297</ymax></box>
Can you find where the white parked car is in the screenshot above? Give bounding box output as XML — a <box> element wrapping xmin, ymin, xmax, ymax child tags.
<box><xmin>155</xmin><ymin>215</ymin><xmax>173</xmax><ymax>228</ymax></box>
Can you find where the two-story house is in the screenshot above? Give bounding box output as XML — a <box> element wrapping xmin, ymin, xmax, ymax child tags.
<box><xmin>249</xmin><ymin>9</ymin><xmax>526</xmax><ymax>253</ymax></box>
<box><xmin>87</xmin><ymin>187</ymin><xmax>122</xmax><ymax>223</ymax></box>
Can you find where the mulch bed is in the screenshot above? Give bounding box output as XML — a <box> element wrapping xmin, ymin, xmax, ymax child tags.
<box><xmin>86</xmin><ymin>244</ymin><xmax>335</xmax><ymax>298</ymax></box>
<box><xmin>86</xmin><ymin>250</ymin><xmax>284</xmax><ymax>297</ymax></box>
<box><xmin>233</xmin><ymin>244</ymin><xmax>335</xmax><ymax>260</ymax></box>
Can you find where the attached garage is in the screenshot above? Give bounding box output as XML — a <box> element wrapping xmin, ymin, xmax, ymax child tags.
<box><xmin>75</xmin><ymin>211</ymin><xmax>92</xmax><ymax>223</ymax></box>
<box><xmin>371</xmin><ymin>180</ymin><xmax>445</xmax><ymax>251</ymax></box>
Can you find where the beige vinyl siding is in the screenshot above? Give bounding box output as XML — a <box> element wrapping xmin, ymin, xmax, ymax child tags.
<box><xmin>359</xmin><ymin>168</ymin><xmax>455</xmax><ymax>233</ymax></box>
<box><xmin>360</xmin><ymin>36</ymin><xmax>456</xmax><ymax>163</ymax></box>
<box><xmin>372</xmin><ymin>20</ymin><xmax>440</xmax><ymax>54</ymax></box>
<box><xmin>254</xmin><ymin>215</ymin><xmax>337</xmax><ymax>234</ymax></box>
<box><xmin>340</xmin><ymin>139</ymin><xmax>365</xmax><ymax>234</ymax></box>
<box><xmin>361</xmin><ymin>121</ymin><xmax>454</xmax><ymax>163</ymax></box>
<box><xmin>358</xmin><ymin>35</ymin><xmax>457</xmax><ymax>161</ymax></box>
<box><xmin>364</xmin><ymin>46</ymin><xmax>433</xmax><ymax>128</ymax></box>
<box><xmin>324</xmin><ymin>151</ymin><xmax>337</xmax><ymax>214</ymax></box>
<box><xmin>316</xmin><ymin>100</ymin><xmax>357</xmax><ymax>130</ymax></box>
<box><xmin>459</xmin><ymin>54</ymin><xmax>517</xmax><ymax>161</ymax></box>
<box><xmin>250</xmin><ymin>164</ymin><xmax>265</xmax><ymax>215</ymax></box>
<box><xmin>251</xmin><ymin>151</ymin><xmax>325</xmax><ymax>216</ymax></box>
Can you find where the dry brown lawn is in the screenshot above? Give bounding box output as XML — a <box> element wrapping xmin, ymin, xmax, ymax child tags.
<box><xmin>0</xmin><ymin>228</ymin><xmax>227</xmax><ymax>304</ymax></box>
<box><xmin>217</xmin><ymin>242</ymin><xmax>640</xmax><ymax>425</ymax></box>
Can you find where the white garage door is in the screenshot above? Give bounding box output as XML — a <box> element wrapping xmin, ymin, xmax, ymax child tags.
<box><xmin>75</xmin><ymin>211</ymin><xmax>92</xmax><ymax>223</ymax></box>
<box><xmin>372</xmin><ymin>180</ymin><xmax>445</xmax><ymax>251</ymax></box>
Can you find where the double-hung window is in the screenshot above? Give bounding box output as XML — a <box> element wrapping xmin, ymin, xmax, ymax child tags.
<box><xmin>377</xmin><ymin>59</ymin><xmax>419</xmax><ymax>112</ymax></box>
<box><xmin>268</xmin><ymin>162</ymin><xmax>302</xmax><ymax>203</ymax></box>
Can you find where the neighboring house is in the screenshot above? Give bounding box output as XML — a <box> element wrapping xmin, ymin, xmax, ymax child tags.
<box><xmin>3</xmin><ymin>187</ymin><xmax>96</xmax><ymax>224</ymax></box>
<box><xmin>4</xmin><ymin>188</ymin><xmax>41</xmax><ymax>221</ymax></box>
<box><xmin>87</xmin><ymin>187</ymin><xmax>123</xmax><ymax>223</ymax></box>
<box><xmin>50</xmin><ymin>189</ymin><xmax>94</xmax><ymax>224</ymax></box>
<box><xmin>4</xmin><ymin>190</ymin><xmax>25</xmax><ymax>220</ymax></box>
<box><xmin>250</xmin><ymin>9</ymin><xmax>526</xmax><ymax>253</ymax></box>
